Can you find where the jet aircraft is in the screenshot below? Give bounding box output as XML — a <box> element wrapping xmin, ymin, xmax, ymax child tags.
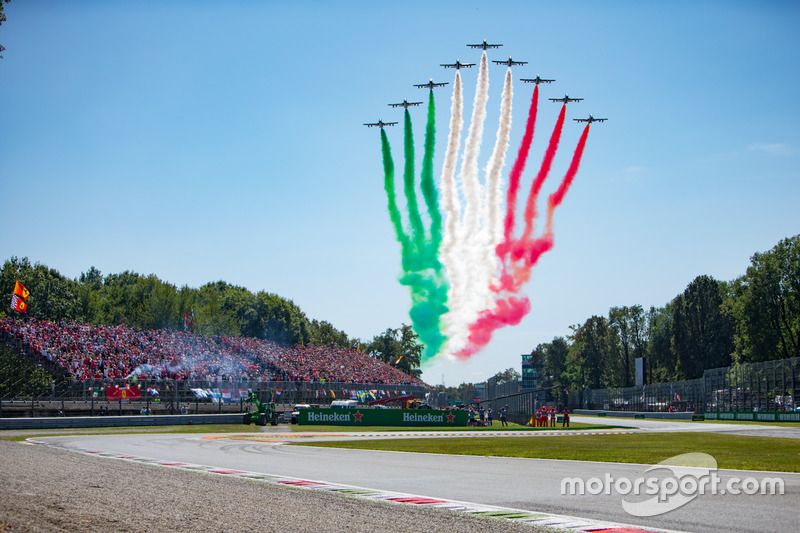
<box><xmin>574</xmin><ymin>115</ymin><xmax>607</xmax><ymax>123</ymax></box>
<box><xmin>363</xmin><ymin>119</ymin><xmax>398</xmax><ymax>128</ymax></box>
<box><xmin>549</xmin><ymin>94</ymin><xmax>584</xmax><ymax>104</ymax></box>
<box><xmin>388</xmin><ymin>100</ymin><xmax>423</xmax><ymax>109</ymax></box>
<box><xmin>440</xmin><ymin>59</ymin><xmax>476</xmax><ymax>70</ymax></box>
<box><xmin>492</xmin><ymin>57</ymin><xmax>528</xmax><ymax>67</ymax></box>
<box><xmin>520</xmin><ymin>75</ymin><xmax>555</xmax><ymax>85</ymax></box>
<box><xmin>467</xmin><ymin>40</ymin><xmax>503</xmax><ymax>50</ymax></box>
<box><xmin>413</xmin><ymin>79</ymin><xmax>449</xmax><ymax>89</ymax></box>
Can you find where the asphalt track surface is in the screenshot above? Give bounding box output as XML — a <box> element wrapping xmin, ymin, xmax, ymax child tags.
<box><xmin>37</xmin><ymin>416</ymin><xmax>800</xmax><ymax>533</ymax></box>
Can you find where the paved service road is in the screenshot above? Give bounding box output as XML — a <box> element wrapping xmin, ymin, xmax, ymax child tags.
<box><xmin>40</xmin><ymin>430</ymin><xmax>799</xmax><ymax>533</ymax></box>
<box><xmin>570</xmin><ymin>415</ymin><xmax>800</xmax><ymax>439</ymax></box>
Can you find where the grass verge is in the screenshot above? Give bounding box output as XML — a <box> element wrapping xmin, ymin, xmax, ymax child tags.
<box><xmin>288</xmin><ymin>421</ymin><xmax>629</xmax><ymax>432</ymax></box>
<box><xmin>291</xmin><ymin>432</ymin><xmax>800</xmax><ymax>472</ymax></box>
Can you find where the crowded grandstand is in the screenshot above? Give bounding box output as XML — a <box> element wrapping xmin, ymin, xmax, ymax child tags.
<box><xmin>0</xmin><ymin>318</ymin><xmax>425</xmax><ymax>386</ymax></box>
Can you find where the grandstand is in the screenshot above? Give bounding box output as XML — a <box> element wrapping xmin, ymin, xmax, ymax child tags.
<box><xmin>0</xmin><ymin>317</ymin><xmax>426</xmax><ymax>387</ymax></box>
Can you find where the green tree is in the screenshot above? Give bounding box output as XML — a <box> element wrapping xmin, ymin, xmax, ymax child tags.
<box><xmin>397</xmin><ymin>323</ymin><xmax>423</xmax><ymax>377</ymax></box>
<box><xmin>541</xmin><ymin>336</ymin><xmax>570</xmax><ymax>405</ymax></box>
<box><xmin>307</xmin><ymin>319</ymin><xmax>350</xmax><ymax>347</ymax></box>
<box><xmin>569</xmin><ymin>316</ymin><xmax>615</xmax><ymax>389</ymax></box>
<box><xmin>671</xmin><ymin>275</ymin><xmax>734</xmax><ymax>379</ymax></box>
<box><xmin>609</xmin><ymin>305</ymin><xmax>648</xmax><ymax>387</ymax></box>
<box><xmin>733</xmin><ymin>235</ymin><xmax>800</xmax><ymax>362</ymax></box>
<box><xmin>365</xmin><ymin>328</ymin><xmax>402</xmax><ymax>367</ymax></box>
<box><xmin>492</xmin><ymin>367</ymin><xmax>521</xmax><ymax>384</ymax></box>
<box><xmin>646</xmin><ymin>304</ymin><xmax>676</xmax><ymax>382</ymax></box>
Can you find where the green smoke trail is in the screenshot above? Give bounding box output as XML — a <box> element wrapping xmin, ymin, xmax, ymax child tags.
<box><xmin>406</xmin><ymin>92</ymin><xmax>449</xmax><ymax>364</ymax></box>
<box><xmin>420</xmin><ymin>91</ymin><xmax>442</xmax><ymax>256</ymax></box>
<box><xmin>403</xmin><ymin>109</ymin><xmax>425</xmax><ymax>258</ymax></box>
<box><xmin>380</xmin><ymin>98</ymin><xmax>449</xmax><ymax>364</ymax></box>
<box><xmin>381</xmin><ymin>129</ymin><xmax>410</xmax><ymax>258</ymax></box>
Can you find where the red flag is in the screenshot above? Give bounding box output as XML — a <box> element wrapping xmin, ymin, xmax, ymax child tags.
<box><xmin>184</xmin><ymin>310</ymin><xmax>189</xmax><ymax>331</ymax></box>
<box><xmin>10</xmin><ymin>294</ymin><xmax>27</xmax><ymax>313</ymax></box>
<box><xmin>14</xmin><ymin>281</ymin><xmax>30</xmax><ymax>300</ymax></box>
<box><xmin>105</xmin><ymin>385</ymin><xmax>142</xmax><ymax>401</ymax></box>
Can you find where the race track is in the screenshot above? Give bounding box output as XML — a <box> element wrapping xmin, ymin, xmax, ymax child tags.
<box><xmin>34</xmin><ymin>416</ymin><xmax>800</xmax><ymax>533</ymax></box>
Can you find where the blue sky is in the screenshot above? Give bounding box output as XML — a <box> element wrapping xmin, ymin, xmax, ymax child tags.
<box><xmin>1</xmin><ymin>1</ymin><xmax>798</xmax><ymax>386</ymax></box>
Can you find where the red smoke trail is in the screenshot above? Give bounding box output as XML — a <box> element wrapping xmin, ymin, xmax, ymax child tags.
<box><xmin>455</xmin><ymin>296</ymin><xmax>531</xmax><ymax>360</ymax></box>
<box><xmin>501</xmin><ymin>85</ymin><xmax>539</xmax><ymax>249</ymax></box>
<box><xmin>456</xmin><ymin>122</ymin><xmax>591</xmax><ymax>360</ymax></box>
<box><xmin>548</xmin><ymin>123</ymin><xmax>590</xmax><ymax>212</ymax></box>
<box><xmin>519</xmin><ymin>103</ymin><xmax>566</xmax><ymax>249</ymax></box>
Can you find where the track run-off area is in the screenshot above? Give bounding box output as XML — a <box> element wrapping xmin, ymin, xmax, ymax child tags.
<box><xmin>28</xmin><ymin>416</ymin><xmax>800</xmax><ymax>533</ymax></box>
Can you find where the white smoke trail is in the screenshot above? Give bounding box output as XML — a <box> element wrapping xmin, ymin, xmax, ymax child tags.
<box><xmin>479</xmin><ymin>68</ymin><xmax>514</xmax><ymax>309</ymax></box>
<box><xmin>439</xmin><ymin>72</ymin><xmax>464</xmax><ymax>362</ymax></box>
<box><xmin>443</xmin><ymin>52</ymin><xmax>490</xmax><ymax>356</ymax></box>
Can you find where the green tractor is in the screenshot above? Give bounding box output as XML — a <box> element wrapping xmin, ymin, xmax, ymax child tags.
<box><xmin>242</xmin><ymin>391</ymin><xmax>279</xmax><ymax>426</ymax></box>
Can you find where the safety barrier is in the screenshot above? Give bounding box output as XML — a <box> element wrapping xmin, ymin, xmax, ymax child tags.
<box><xmin>0</xmin><ymin>413</ymin><xmax>242</xmax><ymax>430</ymax></box>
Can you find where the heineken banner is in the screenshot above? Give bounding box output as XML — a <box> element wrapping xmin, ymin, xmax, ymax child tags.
<box><xmin>299</xmin><ymin>408</ymin><xmax>468</xmax><ymax>427</ymax></box>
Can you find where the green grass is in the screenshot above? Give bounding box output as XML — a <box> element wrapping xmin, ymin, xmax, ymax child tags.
<box><xmin>291</xmin><ymin>432</ymin><xmax>800</xmax><ymax>472</ymax></box>
<box><xmin>289</xmin><ymin>421</ymin><xmax>628</xmax><ymax>432</ymax></box>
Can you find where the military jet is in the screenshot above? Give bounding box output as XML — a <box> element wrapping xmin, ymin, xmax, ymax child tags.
<box><xmin>520</xmin><ymin>75</ymin><xmax>555</xmax><ymax>85</ymax></box>
<box><xmin>492</xmin><ymin>57</ymin><xmax>528</xmax><ymax>67</ymax></box>
<box><xmin>363</xmin><ymin>119</ymin><xmax>398</xmax><ymax>128</ymax></box>
<box><xmin>574</xmin><ymin>115</ymin><xmax>607</xmax><ymax>123</ymax></box>
<box><xmin>467</xmin><ymin>40</ymin><xmax>503</xmax><ymax>50</ymax></box>
<box><xmin>388</xmin><ymin>100</ymin><xmax>423</xmax><ymax>109</ymax></box>
<box><xmin>549</xmin><ymin>94</ymin><xmax>584</xmax><ymax>104</ymax></box>
<box><xmin>440</xmin><ymin>59</ymin><xmax>476</xmax><ymax>70</ymax></box>
<box><xmin>413</xmin><ymin>79</ymin><xmax>449</xmax><ymax>89</ymax></box>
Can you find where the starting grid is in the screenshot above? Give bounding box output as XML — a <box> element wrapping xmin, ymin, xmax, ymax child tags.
<box><xmin>27</xmin><ymin>431</ymin><xmax>673</xmax><ymax>533</ymax></box>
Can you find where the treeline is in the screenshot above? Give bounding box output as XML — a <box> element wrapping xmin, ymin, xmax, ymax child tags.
<box><xmin>0</xmin><ymin>258</ymin><xmax>423</xmax><ymax>377</ymax></box>
<box><xmin>533</xmin><ymin>234</ymin><xmax>799</xmax><ymax>404</ymax></box>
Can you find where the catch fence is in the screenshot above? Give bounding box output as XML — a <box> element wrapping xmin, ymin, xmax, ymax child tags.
<box><xmin>557</xmin><ymin>357</ymin><xmax>799</xmax><ymax>414</ymax></box>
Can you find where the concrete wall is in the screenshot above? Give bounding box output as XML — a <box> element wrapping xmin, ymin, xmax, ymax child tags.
<box><xmin>0</xmin><ymin>413</ymin><xmax>243</xmax><ymax>430</ymax></box>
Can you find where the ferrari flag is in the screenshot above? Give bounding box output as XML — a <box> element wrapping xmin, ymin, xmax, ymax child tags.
<box><xmin>10</xmin><ymin>294</ymin><xmax>27</xmax><ymax>313</ymax></box>
<box><xmin>105</xmin><ymin>385</ymin><xmax>142</xmax><ymax>401</ymax></box>
<box><xmin>14</xmin><ymin>281</ymin><xmax>30</xmax><ymax>300</ymax></box>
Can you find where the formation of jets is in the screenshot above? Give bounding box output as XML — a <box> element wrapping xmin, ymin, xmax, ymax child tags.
<box><xmin>549</xmin><ymin>94</ymin><xmax>584</xmax><ymax>104</ymax></box>
<box><xmin>521</xmin><ymin>75</ymin><xmax>555</xmax><ymax>85</ymax></box>
<box><xmin>574</xmin><ymin>115</ymin><xmax>607</xmax><ymax>123</ymax></box>
<box><xmin>363</xmin><ymin>119</ymin><xmax>397</xmax><ymax>129</ymax></box>
<box><xmin>440</xmin><ymin>59</ymin><xmax>475</xmax><ymax>70</ymax></box>
<box><xmin>413</xmin><ymin>79</ymin><xmax>449</xmax><ymax>89</ymax></box>
<box><xmin>492</xmin><ymin>57</ymin><xmax>528</xmax><ymax>67</ymax></box>
<box><xmin>388</xmin><ymin>100</ymin><xmax>423</xmax><ymax>109</ymax></box>
<box><xmin>366</xmin><ymin>41</ymin><xmax>607</xmax><ymax>129</ymax></box>
<box><xmin>467</xmin><ymin>40</ymin><xmax>502</xmax><ymax>50</ymax></box>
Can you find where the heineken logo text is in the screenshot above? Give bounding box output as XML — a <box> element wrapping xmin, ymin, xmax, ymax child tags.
<box><xmin>307</xmin><ymin>412</ymin><xmax>351</xmax><ymax>422</ymax></box>
<box><xmin>403</xmin><ymin>413</ymin><xmax>444</xmax><ymax>423</ymax></box>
